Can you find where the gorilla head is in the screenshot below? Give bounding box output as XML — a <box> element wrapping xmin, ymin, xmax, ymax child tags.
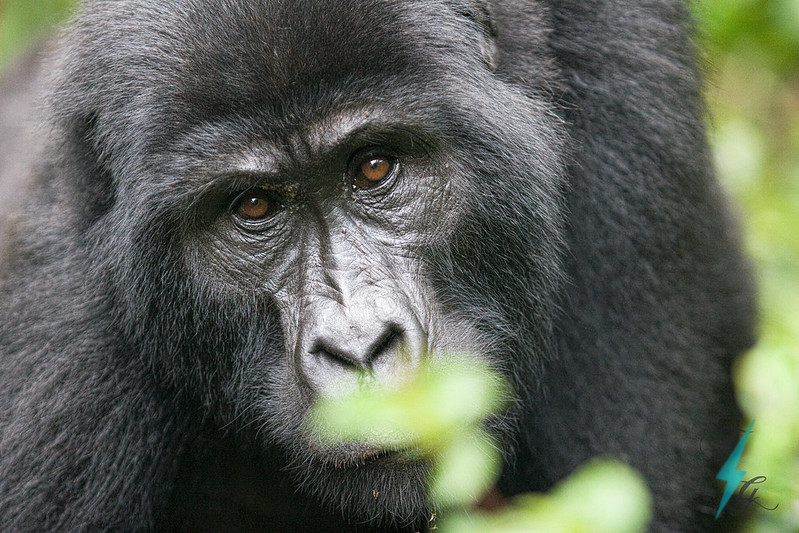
<box><xmin>0</xmin><ymin>0</ymin><xmax>754</xmax><ymax>531</ymax></box>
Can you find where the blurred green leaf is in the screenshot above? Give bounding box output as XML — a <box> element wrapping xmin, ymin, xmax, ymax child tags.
<box><xmin>429</xmin><ymin>429</ymin><xmax>502</xmax><ymax>508</ymax></box>
<box><xmin>309</xmin><ymin>355</ymin><xmax>509</xmax><ymax>509</ymax></box>
<box><xmin>440</xmin><ymin>459</ymin><xmax>652</xmax><ymax>533</ymax></box>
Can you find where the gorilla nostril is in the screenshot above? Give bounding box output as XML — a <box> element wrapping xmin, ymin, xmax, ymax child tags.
<box><xmin>310</xmin><ymin>341</ymin><xmax>361</xmax><ymax>370</ymax></box>
<box><xmin>301</xmin><ymin>323</ymin><xmax>421</xmax><ymax>395</ymax></box>
<box><xmin>309</xmin><ymin>325</ymin><xmax>404</xmax><ymax>370</ymax></box>
<box><xmin>367</xmin><ymin>326</ymin><xmax>403</xmax><ymax>365</ymax></box>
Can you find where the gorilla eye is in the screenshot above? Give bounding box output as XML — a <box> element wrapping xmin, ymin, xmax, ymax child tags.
<box><xmin>353</xmin><ymin>155</ymin><xmax>396</xmax><ymax>190</ymax></box>
<box><xmin>232</xmin><ymin>188</ymin><xmax>280</xmax><ymax>221</ymax></box>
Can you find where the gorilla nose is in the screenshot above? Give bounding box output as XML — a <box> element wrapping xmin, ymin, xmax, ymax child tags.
<box><xmin>299</xmin><ymin>318</ymin><xmax>425</xmax><ymax>396</ymax></box>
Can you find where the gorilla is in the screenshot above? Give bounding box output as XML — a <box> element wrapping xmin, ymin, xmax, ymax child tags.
<box><xmin>0</xmin><ymin>0</ymin><xmax>755</xmax><ymax>531</ymax></box>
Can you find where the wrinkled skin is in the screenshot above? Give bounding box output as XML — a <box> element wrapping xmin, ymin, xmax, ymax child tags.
<box><xmin>0</xmin><ymin>1</ymin><xmax>755</xmax><ymax>532</ymax></box>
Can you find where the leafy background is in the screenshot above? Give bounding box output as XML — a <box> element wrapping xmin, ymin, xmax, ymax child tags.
<box><xmin>691</xmin><ymin>1</ymin><xmax>799</xmax><ymax>530</ymax></box>
<box><xmin>2</xmin><ymin>1</ymin><xmax>797</xmax><ymax>531</ymax></box>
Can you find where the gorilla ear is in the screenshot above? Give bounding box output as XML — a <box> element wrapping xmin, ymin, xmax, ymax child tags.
<box><xmin>449</xmin><ymin>0</ymin><xmax>499</xmax><ymax>70</ymax></box>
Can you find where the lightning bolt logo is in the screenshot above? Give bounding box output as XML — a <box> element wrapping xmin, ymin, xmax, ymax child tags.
<box><xmin>715</xmin><ymin>419</ymin><xmax>755</xmax><ymax>520</ymax></box>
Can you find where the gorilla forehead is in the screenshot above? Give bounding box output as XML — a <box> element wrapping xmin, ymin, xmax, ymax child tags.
<box><xmin>174</xmin><ymin>3</ymin><xmax>421</xmax><ymax>108</ymax></box>
<box><xmin>53</xmin><ymin>0</ymin><xmax>508</xmax><ymax>186</ymax></box>
<box><xmin>71</xmin><ymin>0</ymin><xmax>491</xmax><ymax>116</ymax></box>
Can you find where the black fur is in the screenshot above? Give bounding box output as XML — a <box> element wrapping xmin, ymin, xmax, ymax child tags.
<box><xmin>0</xmin><ymin>1</ymin><xmax>755</xmax><ymax>532</ymax></box>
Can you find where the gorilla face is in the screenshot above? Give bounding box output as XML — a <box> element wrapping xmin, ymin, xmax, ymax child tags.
<box><xmin>42</xmin><ymin>0</ymin><xmax>565</xmax><ymax>525</ymax></box>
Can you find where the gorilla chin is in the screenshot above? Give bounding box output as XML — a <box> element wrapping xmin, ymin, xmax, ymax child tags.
<box><xmin>0</xmin><ymin>0</ymin><xmax>755</xmax><ymax>531</ymax></box>
<box><xmin>292</xmin><ymin>445</ymin><xmax>432</xmax><ymax>529</ymax></box>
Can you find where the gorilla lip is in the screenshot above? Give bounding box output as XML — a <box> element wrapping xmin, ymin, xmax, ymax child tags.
<box><xmin>322</xmin><ymin>442</ymin><xmax>416</xmax><ymax>469</ymax></box>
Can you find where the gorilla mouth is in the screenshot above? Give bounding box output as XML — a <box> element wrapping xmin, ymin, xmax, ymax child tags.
<box><xmin>318</xmin><ymin>441</ymin><xmax>422</xmax><ymax>469</ymax></box>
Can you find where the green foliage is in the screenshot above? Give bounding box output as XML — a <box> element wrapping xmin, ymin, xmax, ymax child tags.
<box><xmin>694</xmin><ymin>0</ymin><xmax>799</xmax><ymax>74</ymax></box>
<box><xmin>441</xmin><ymin>460</ymin><xmax>651</xmax><ymax>533</ymax></box>
<box><xmin>310</xmin><ymin>356</ymin><xmax>509</xmax><ymax>509</ymax></box>
<box><xmin>0</xmin><ymin>0</ymin><xmax>75</xmax><ymax>69</ymax></box>
<box><xmin>310</xmin><ymin>357</ymin><xmax>652</xmax><ymax>531</ymax></box>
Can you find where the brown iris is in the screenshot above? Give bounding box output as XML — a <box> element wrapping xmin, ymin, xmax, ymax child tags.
<box><xmin>354</xmin><ymin>156</ymin><xmax>394</xmax><ymax>189</ymax></box>
<box><xmin>233</xmin><ymin>188</ymin><xmax>277</xmax><ymax>221</ymax></box>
